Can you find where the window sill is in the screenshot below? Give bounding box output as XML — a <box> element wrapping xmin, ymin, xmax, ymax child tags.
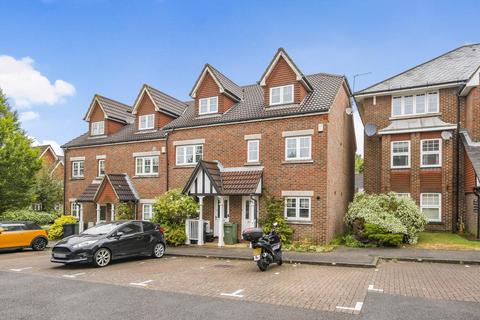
<box><xmin>286</xmin><ymin>220</ymin><xmax>312</xmax><ymax>225</ymax></box>
<box><xmin>427</xmin><ymin>221</ymin><xmax>443</xmax><ymax>225</ymax></box>
<box><xmin>282</xmin><ymin>160</ymin><xmax>314</xmax><ymax>165</ymax></box>
<box><xmin>420</xmin><ymin>166</ymin><xmax>442</xmax><ymax>170</ymax></box>
<box><xmin>174</xmin><ymin>165</ymin><xmax>197</xmax><ymax>169</ymax></box>
<box><xmin>135</xmin><ymin>129</ymin><xmax>157</xmax><ymax>134</ymax></box>
<box><xmin>133</xmin><ymin>175</ymin><xmax>159</xmax><ymax>179</ymax></box>
<box><xmin>244</xmin><ymin>162</ymin><xmax>262</xmax><ymax>166</ymax></box>
<box><xmin>390</xmin><ymin>167</ymin><xmax>411</xmax><ymax>170</ymax></box>
<box><xmin>70</xmin><ymin>177</ymin><xmax>85</xmax><ymax>181</ymax></box>
<box><xmin>87</xmin><ymin>135</ymin><xmax>107</xmax><ymax>139</ymax></box>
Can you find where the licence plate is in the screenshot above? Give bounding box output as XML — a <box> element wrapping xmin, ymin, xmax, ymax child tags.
<box><xmin>253</xmin><ymin>248</ymin><xmax>261</xmax><ymax>261</ymax></box>
<box><xmin>53</xmin><ymin>253</ymin><xmax>66</xmax><ymax>258</ymax></box>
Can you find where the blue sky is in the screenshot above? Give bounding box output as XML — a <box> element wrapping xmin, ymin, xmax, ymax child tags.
<box><xmin>1</xmin><ymin>0</ymin><xmax>479</xmax><ymax>155</ymax></box>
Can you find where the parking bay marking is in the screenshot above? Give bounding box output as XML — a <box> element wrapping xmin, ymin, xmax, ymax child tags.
<box><xmin>9</xmin><ymin>267</ymin><xmax>32</xmax><ymax>272</ymax></box>
<box><xmin>220</xmin><ymin>289</ymin><xmax>244</xmax><ymax>298</ymax></box>
<box><xmin>367</xmin><ymin>284</ymin><xmax>383</xmax><ymax>292</ymax></box>
<box><xmin>336</xmin><ymin>302</ymin><xmax>363</xmax><ymax>312</ymax></box>
<box><xmin>130</xmin><ymin>280</ymin><xmax>154</xmax><ymax>287</ymax></box>
<box><xmin>63</xmin><ymin>272</ymin><xmax>86</xmax><ymax>278</ymax></box>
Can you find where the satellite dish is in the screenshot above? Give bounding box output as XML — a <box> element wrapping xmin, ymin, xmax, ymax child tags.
<box><xmin>365</xmin><ymin>123</ymin><xmax>377</xmax><ymax>137</ymax></box>
<box><xmin>345</xmin><ymin>108</ymin><xmax>353</xmax><ymax>116</ymax></box>
<box><xmin>441</xmin><ymin>131</ymin><xmax>453</xmax><ymax>140</ymax></box>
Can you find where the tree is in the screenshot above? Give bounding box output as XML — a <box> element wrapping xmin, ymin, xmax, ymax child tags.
<box><xmin>0</xmin><ymin>90</ymin><xmax>41</xmax><ymax>213</ymax></box>
<box><xmin>355</xmin><ymin>154</ymin><xmax>364</xmax><ymax>173</ymax></box>
<box><xmin>33</xmin><ymin>166</ymin><xmax>63</xmax><ymax>212</ymax></box>
<box><xmin>115</xmin><ymin>202</ymin><xmax>134</xmax><ymax>220</ymax></box>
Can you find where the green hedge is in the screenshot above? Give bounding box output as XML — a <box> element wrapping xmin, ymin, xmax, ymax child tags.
<box><xmin>48</xmin><ymin>215</ymin><xmax>78</xmax><ymax>240</ymax></box>
<box><xmin>0</xmin><ymin>209</ymin><xmax>59</xmax><ymax>225</ymax></box>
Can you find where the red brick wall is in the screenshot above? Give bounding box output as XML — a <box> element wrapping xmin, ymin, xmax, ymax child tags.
<box><xmin>40</xmin><ymin>148</ymin><xmax>56</xmax><ymax>168</ymax></box>
<box><xmin>263</xmin><ymin>56</ymin><xmax>308</xmax><ymax>106</ymax></box>
<box><xmin>465</xmin><ymin>153</ymin><xmax>476</xmax><ymax>193</ymax></box>
<box><xmin>96</xmin><ymin>181</ymin><xmax>118</xmax><ymax>204</ymax></box>
<box><xmin>465</xmin><ymin>86</ymin><xmax>480</xmax><ymax>141</ymax></box>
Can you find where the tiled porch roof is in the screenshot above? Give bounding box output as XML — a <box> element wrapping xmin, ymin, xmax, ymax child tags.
<box><xmin>183</xmin><ymin>160</ymin><xmax>263</xmax><ymax>196</ymax></box>
<box><xmin>77</xmin><ymin>182</ymin><xmax>101</xmax><ymax>202</ymax></box>
<box><xmin>77</xmin><ymin>174</ymin><xmax>139</xmax><ymax>203</ymax></box>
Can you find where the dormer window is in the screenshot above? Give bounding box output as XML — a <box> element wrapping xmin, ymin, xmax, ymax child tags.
<box><xmin>91</xmin><ymin>121</ymin><xmax>105</xmax><ymax>136</ymax></box>
<box><xmin>139</xmin><ymin>114</ymin><xmax>155</xmax><ymax>130</ymax></box>
<box><xmin>270</xmin><ymin>85</ymin><xmax>294</xmax><ymax>106</ymax></box>
<box><xmin>199</xmin><ymin>96</ymin><xmax>218</xmax><ymax>115</ymax></box>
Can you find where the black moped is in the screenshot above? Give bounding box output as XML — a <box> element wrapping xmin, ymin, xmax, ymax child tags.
<box><xmin>242</xmin><ymin>222</ymin><xmax>282</xmax><ymax>272</ymax></box>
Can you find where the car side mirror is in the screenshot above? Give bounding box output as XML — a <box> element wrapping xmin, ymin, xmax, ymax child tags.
<box><xmin>115</xmin><ymin>231</ymin><xmax>124</xmax><ymax>239</ymax></box>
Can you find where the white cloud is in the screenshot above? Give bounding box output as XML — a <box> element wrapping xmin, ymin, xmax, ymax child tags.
<box><xmin>31</xmin><ymin>138</ymin><xmax>64</xmax><ymax>156</ymax></box>
<box><xmin>0</xmin><ymin>55</ymin><xmax>75</xmax><ymax>108</ymax></box>
<box><xmin>19</xmin><ymin>111</ymin><xmax>40</xmax><ymax>122</ymax></box>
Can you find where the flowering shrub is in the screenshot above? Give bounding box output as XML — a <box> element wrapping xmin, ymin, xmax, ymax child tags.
<box><xmin>346</xmin><ymin>192</ymin><xmax>428</xmax><ymax>245</ymax></box>
<box><xmin>48</xmin><ymin>215</ymin><xmax>78</xmax><ymax>240</ymax></box>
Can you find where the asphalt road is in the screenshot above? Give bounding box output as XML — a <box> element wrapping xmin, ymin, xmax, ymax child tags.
<box><xmin>1</xmin><ymin>271</ymin><xmax>479</xmax><ymax>320</ymax></box>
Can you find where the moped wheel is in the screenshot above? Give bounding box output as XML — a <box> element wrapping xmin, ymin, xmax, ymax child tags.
<box><xmin>277</xmin><ymin>253</ymin><xmax>283</xmax><ymax>266</ymax></box>
<box><xmin>257</xmin><ymin>258</ymin><xmax>269</xmax><ymax>272</ymax></box>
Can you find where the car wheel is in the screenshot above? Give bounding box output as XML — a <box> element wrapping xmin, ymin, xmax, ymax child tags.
<box><xmin>31</xmin><ymin>237</ymin><xmax>47</xmax><ymax>251</ymax></box>
<box><xmin>93</xmin><ymin>248</ymin><xmax>111</xmax><ymax>267</ymax></box>
<box><xmin>152</xmin><ymin>243</ymin><xmax>165</xmax><ymax>258</ymax></box>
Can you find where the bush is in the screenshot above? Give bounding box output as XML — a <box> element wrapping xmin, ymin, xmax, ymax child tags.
<box><xmin>152</xmin><ymin>189</ymin><xmax>199</xmax><ymax>226</ymax></box>
<box><xmin>346</xmin><ymin>192</ymin><xmax>428</xmax><ymax>245</ymax></box>
<box><xmin>259</xmin><ymin>196</ymin><xmax>294</xmax><ymax>244</ymax></box>
<box><xmin>48</xmin><ymin>215</ymin><xmax>78</xmax><ymax>240</ymax></box>
<box><xmin>0</xmin><ymin>209</ymin><xmax>59</xmax><ymax>225</ymax></box>
<box><xmin>284</xmin><ymin>237</ymin><xmax>334</xmax><ymax>252</ymax></box>
<box><xmin>363</xmin><ymin>223</ymin><xmax>403</xmax><ymax>246</ymax></box>
<box><xmin>162</xmin><ymin>225</ymin><xmax>186</xmax><ymax>246</ymax></box>
<box><xmin>115</xmin><ymin>202</ymin><xmax>134</xmax><ymax>220</ymax></box>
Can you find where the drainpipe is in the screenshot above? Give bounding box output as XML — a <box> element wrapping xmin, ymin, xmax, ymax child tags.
<box><xmin>454</xmin><ymin>86</ymin><xmax>466</xmax><ymax>232</ymax></box>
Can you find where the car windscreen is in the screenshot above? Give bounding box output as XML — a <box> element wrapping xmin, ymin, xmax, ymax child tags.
<box><xmin>82</xmin><ymin>223</ymin><xmax>120</xmax><ymax>235</ymax></box>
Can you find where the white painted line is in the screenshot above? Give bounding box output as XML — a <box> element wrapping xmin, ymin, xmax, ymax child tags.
<box><xmin>139</xmin><ymin>262</ymin><xmax>146</xmax><ymax>265</ymax></box>
<box><xmin>9</xmin><ymin>267</ymin><xmax>32</xmax><ymax>272</ymax></box>
<box><xmin>336</xmin><ymin>302</ymin><xmax>363</xmax><ymax>312</ymax></box>
<box><xmin>368</xmin><ymin>284</ymin><xmax>384</xmax><ymax>292</ymax></box>
<box><xmin>62</xmin><ymin>272</ymin><xmax>86</xmax><ymax>278</ymax></box>
<box><xmin>274</xmin><ymin>272</ymin><xmax>280</xmax><ymax>275</ymax></box>
<box><xmin>465</xmin><ymin>265</ymin><xmax>470</xmax><ymax>268</ymax></box>
<box><xmin>375</xmin><ymin>269</ymin><xmax>379</xmax><ymax>272</ymax></box>
<box><xmin>220</xmin><ymin>289</ymin><xmax>244</xmax><ymax>298</ymax></box>
<box><xmin>130</xmin><ymin>280</ymin><xmax>154</xmax><ymax>287</ymax></box>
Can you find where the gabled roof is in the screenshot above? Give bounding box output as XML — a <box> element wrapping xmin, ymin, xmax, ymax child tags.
<box><xmin>78</xmin><ymin>182</ymin><xmax>101</xmax><ymax>202</ymax></box>
<box><xmin>356</xmin><ymin>44</ymin><xmax>480</xmax><ymax>96</ymax></box>
<box><xmin>461</xmin><ymin>130</ymin><xmax>480</xmax><ymax>183</ymax></box>
<box><xmin>259</xmin><ymin>48</ymin><xmax>313</xmax><ymax>91</ymax></box>
<box><xmin>183</xmin><ymin>160</ymin><xmax>263</xmax><ymax>195</ymax></box>
<box><xmin>85</xmin><ymin>174</ymin><xmax>139</xmax><ymax>203</ymax></box>
<box><xmin>165</xmin><ymin>72</ymin><xmax>345</xmax><ymax>130</ymax></box>
<box><xmin>83</xmin><ymin>94</ymin><xmax>135</xmax><ymax>124</ymax></box>
<box><xmin>190</xmin><ymin>64</ymin><xmax>243</xmax><ymax>101</ymax></box>
<box><xmin>35</xmin><ymin>145</ymin><xmax>58</xmax><ymax>161</ymax></box>
<box><xmin>131</xmin><ymin>84</ymin><xmax>187</xmax><ymax>117</ymax></box>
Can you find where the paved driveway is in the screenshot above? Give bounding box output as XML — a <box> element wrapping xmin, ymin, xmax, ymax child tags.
<box><xmin>0</xmin><ymin>250</ymin><xmax>479</xmax><ymax>316</ymax></box>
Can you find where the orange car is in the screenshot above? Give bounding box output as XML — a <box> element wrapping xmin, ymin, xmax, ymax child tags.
<box><xmin>0</xmin><ymin>221</ymin><xmax>49</xmax><ymax>251</ymax></box>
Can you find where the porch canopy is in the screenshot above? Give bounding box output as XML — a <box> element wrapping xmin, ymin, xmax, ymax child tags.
<box><xmin>183</xmin><ymin>160</ymin><xmax>263</xmax><ymax>246</ymax></box>
<box><xmin>76</xmin><ymin>173</ymin><xmax>139</xmax><ymax>225</ymax></box>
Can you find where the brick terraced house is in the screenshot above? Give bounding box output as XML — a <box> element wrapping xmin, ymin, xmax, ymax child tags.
<box><xmin>33</xmin><ymin>144</ymin><xmax>64</xmax><ymax>211</ymax></box>
<box><xmin>62</xmin><ymin>48</ymin><xmax>355</xmax><ymax>244</ymax></box>
<box><xmin>355</xmin><ymin>44</ymin><xmax>480</xmax><ymax>236</ymax></box>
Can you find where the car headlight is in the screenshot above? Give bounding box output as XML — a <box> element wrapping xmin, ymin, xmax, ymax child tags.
<box><xmin>73</xmin><ymin>240</ymin><xmax>98</xmax><ymax>248</ymax></box>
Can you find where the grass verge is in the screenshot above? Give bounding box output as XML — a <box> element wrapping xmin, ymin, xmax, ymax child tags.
<box><xmin>412</xmin><ymin>232</ymin><xmax>480</xmax><ymax>250</ymax></box>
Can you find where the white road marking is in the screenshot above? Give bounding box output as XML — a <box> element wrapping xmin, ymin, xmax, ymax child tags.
<box><xmin>62</xmin><ymin>272</ymin><xmax>86</xmax><ymax>278</ymax></box>
<box><xmin>336</xmin><ymin>302</ymin><xmax>363</xmax><ymax>312</ymax></box>
<box><xmin>9</xmin><ymin>267</ymin><xmax>32</xmax><ymax>272</ymax></box>
<box><xmin>221</xmin><ymin>289</ymin><xmax>244</xmax><ymax>298</ymax></box>
<box><xmin>130</xmin><ymin>280</ymin><xmax>154</xmax><ymax>287</ymax></box>
<box><xmin>274</xmin><ymin>272</ymin><xmax>280</xmax><ymax>275</ymax></box>
<box><xmin>375</xmin><ymin>269</ymin><xmax>379</xmax><ymax>272</ymax></box>
<box><xmin>465</xmin><ymin>265</ymin><xmax>470</xmax><ymax>268</ymax></box>
<box><xmin>139</xmin><ymin>262</ymin><xmax>146</xmax><ymax>265</ymax></box>
<box><xmin>367</xmin><ymin>284</ymin><xmax>383</xmax><ymax>292</ymax></box>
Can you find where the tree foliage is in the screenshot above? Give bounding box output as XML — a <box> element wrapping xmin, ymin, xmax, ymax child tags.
<box><xmin>33</xmin><ymin>166</ymin><xmax>63</xmax><ymax>212</ymax></box>
<box><xmin>355</xmin><ymin>154</ymin><xmax>364</xmax><ymax>173</ymax></box>
<box><xmin>0</xmin><ymin>90</ymin><xmax>42</xmax><ymax>213</ymax></box>
<box><xmin>259</xmin><ymin>195</ymin><xmax>294</xmax><ymax>244</ymax></box>
<box><xmin>115</xmin><ymin>202</ymin><xmax>134</xmax><ymax>220</ymax></box>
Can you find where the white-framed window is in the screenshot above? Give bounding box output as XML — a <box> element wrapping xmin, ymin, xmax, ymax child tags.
<box><xmin>247</xmin><ymin>140</ymin><xmax>259</xmax><ymax>163</ymax></box>
<box><xmin>142</xmin><ymin>203</ymin><xmax>153</xmax><ymax>220</ymax></box>
<box><xmin>199</xmin><ymin>96</ymin><xmax>218</xmax><ymax>115</ymax></box>
<box><xmin>391</xmin><ymin>91</ymin><xmax>439</xmax><ymax>117</ymax></box>
<box><xmin>270</xmin><ymin>84</ymin><xmax>294</xmax><ymax>105</ymax></box>
<box><xmin>71</xmin><ymin>202</ymin><xmax>81</xmax><ymax>219</ymax></box>
<box><xmin>91</xmin><ymin>121</ymin><xmax>105</xmax><ymax>136</ymax></box>
<box><xmin>33</xmin><ymin>203</ymin><xmax>42</xmax><ymax>211</ymax></box>
<box><xmin>72</xmin><ymin>160</ymin><xmax>84</xmax><ymax>178</ymax></box>
<box><xmin>285</xmin><ymin>136</ymin><xmax>311</xmax><ymax>161</ymax></box>
<box><xmin>391</xmin><ymin>141</ymin><xmax>410</xmax><ymax>169</ymax></box>
<box><xmin>54</xmin><ymin>203</ymin><xmax>63</xmax><ymax>211</ymax></box>
<box><xmin>139</xmin><ymin>114</ymin><xmax>155</xmax><ymax>130</ymax></box>
<box><xmin>176</xmin><ymin>145</ymin><xmax>203</xmax><ymax>166</ymax></box>
<box><xmin>420</xmin><ymin>193</ymin><xmax>441</xmax><ymax>222</ymax></box>
<box><xmin>284</xmin><ymin>197</ymin><xmax>311</xmax><ymax>221</ymax></box>
<box><xmin>421</xmin><ymin>139</ymin><xmax>442</xmax><ymax>168</ymax></box>
<box><xmin>98</xmin><ymin>159</ymin><xmax>105</xmax><ymax>177</ymax></box>
<box><xmin>396</xmin><ymin>193</ymin><xmax>411</xmax><ymax>198</ymax></box>
<box><xmin>135</xmin><ymin>156</ymin><xmax>159</xmax><ymax>176</ymax></box>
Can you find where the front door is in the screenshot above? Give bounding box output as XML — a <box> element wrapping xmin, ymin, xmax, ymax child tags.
<box><xmin>99</xmin><ymin>205</ymin><xmax>107</xmax><ymax>223</ymax></box>
<box><xmin>242</xmin><ymin>196</ymin><xmax>258</xmax><ymax>232</ymax></box>
<box><xmin>214</xmin><ymin>196</ymin><xmax>229</xmax><ymax>237</ymax></box>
